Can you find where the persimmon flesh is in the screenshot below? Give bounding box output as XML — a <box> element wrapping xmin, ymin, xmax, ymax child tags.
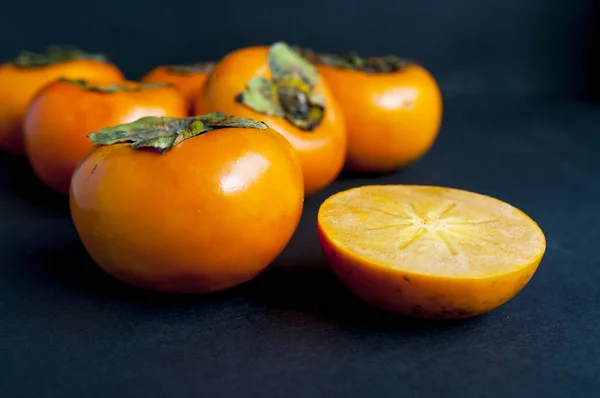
<box><xmin>318</xmin><ymin>185</ymin><xmax>546</xmax><ymax>319</ymax></box>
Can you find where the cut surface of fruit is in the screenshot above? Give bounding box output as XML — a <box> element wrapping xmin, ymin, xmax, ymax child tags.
<box><xmin>319</xmin><ymin>185</ymin><xmax>545</xmax><ymax>278</ymax></box>
<box><xmin>318</xmin><ymin>185</ymin><xmax>546</xmax><ymax>318</ymax></box>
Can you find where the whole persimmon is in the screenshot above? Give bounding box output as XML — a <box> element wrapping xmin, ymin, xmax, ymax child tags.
<box><xmin>24</xmin><ymin>79</ymin><xmax>188</xmax><ymax>195</ymax></box>
<box><xmin>141</xmin><ymin>62</ymin><xmax>215</xmax><ymax>112</ymax></box>
<box><xmin>298</xmin><ymin>49</ymin><xmax>442</xmax><ymax>173</ymax></box>
<box><xmin>0</xmin><ymin>46</ymin><xmax>124</xmax><ymax>154</ymax></box>
<box><xmin>195</xmin><ymin>42</ymin><xmax>346</xmax><ymax>197</ymax></box>
<box><xmin>70</xmin><ymin>112</ymin><xmax>304</xmax><ymax>294</ymax></box>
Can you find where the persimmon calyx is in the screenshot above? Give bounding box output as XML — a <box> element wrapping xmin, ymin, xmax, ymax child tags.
<box><xmin>60</xmin><ymin>78</ymin><xmax>170</xmax><ymax>93</ymax></box>
<box><xmin>236</xmin><ymin>42</ymin><xmax>325</xmax><ymax>132</ymax></box>
<box><xmin>294</xmin><ymin>47</ymin><xmax>414</xmax><ymax>73</ymax></box>
<box><xmin>164</xmin><ymin>62</ymin><xmax>215</xmax><ymax>75</ymax></box>
<box><xmin>11</xmin><ymin>45</ymin><xmax>107</xmax><ymax>68</ymax></box>
<box><xmin>88</xmin><ymin>112</ymin><xmax>268</xmax><ymax>154</ymax></box>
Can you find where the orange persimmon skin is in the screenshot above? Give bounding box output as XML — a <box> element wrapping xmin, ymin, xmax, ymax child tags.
<box><xmin>141</xmin><ymin>66</ymin><xmax>210</xmax><ymax>112</ymax></box>
<box><xmin>0</xmin><ymin>60</ymin><xmax>124</xmax><ymax>154</ymax></box>
<box><xmin>70</xmin><ymin>127</ymin><xmax>304</xmax><ymax>294</ymax></box>
<box><xmin>195</xmin><ymin>47</ymin><xmax>347</xmax><ymax>197</ymax></box>
<box><xmin>24</xmin><ymin>80</ymin><xmax>188</xmax><ymax>195</ymax></box>
<box><xmin>316</xmin><ymin>64</ymin><xmax>442</xmax><ymax>173</ymax></box>
<box><xmin>319</xmin><ymin>224</ymin><xmax>541</xmax><ymax>319</ymax></box>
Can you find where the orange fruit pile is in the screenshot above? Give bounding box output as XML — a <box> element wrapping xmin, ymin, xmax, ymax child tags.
<box><xmin>0</xmin><ymin>43</ymin><xmax>547</xmax><ymax>319</ymax></box>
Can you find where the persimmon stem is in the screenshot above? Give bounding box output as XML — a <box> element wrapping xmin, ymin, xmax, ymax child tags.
<box><xmin>235</xmin><ymin>42</ymin><xmax>325</xmax><ymax>132</ymax></box>
<box><xmin>164</xmin><ymin>62</ymin><xmax>215</xmax><ymax>75</ymax></box>
<box><xmin>87</xmin><ymin>112</ymin><xmax>268</xmax><ymax>154</ymax></box>
<box><xmin>294</xmin><ymin>46</ymin><xmax>415</xmax><ymax>73</ymax></box>
<box><xmin>60</xmin><ymin>78</ymin><xmax>170</xmax><ymax>93</ymax></box>
<box><xmin>11</xmin><ymin>45</ymin><xmax>107</xmax><ymax>68</ymax></box>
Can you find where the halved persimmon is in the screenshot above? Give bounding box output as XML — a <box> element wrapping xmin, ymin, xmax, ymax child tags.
<box><xmin>70</xmin><ymin>112</ymin><xmax>304</xmax><ymax>294</ymax></box>
<box><xmin>195</xmin><ymin>42</ymin><xmax>346</xmax><ymax>196</ymax></box>
<box><xmin>0</xmin><ymin>46</ymin><xmax>125</xmax><ymax>154</ymax></box>
<box><xmin>141</xmin><ymin>62</ymin><xmax>215</xmax><ymax>112</ymax></box>
<box><xmin>24</xmin><ymin>79</ymin><xmax>188</xmax><ymax>195</ymax></box>
<box><xmin>298</xmin><ymin>49</ymin><xmax>442</xmax><ymax>173</ymax></box>
<box><xmin>318</xmin><ymin>185</ymin><xmax>546</xmax><ymax>319</ymax></box>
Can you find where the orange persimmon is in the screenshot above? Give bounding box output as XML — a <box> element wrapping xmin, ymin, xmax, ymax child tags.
<box><xmin>141</xmin><ymin>62</ymin><xmax>215</xmax><ymax>112</ymax></box>
<box><xmin>0</xmin><ymin>46</ymin><xmax>124</xmax><ymax>154</ymax></box>
<box><xmin>195</xmin><ymin>42</ymin><xmax>346</xmax><ymax>197</ymax></box>
<box><xmin>24</xmin><ymin>79</ymin><xmax>188</xmax><ymax>195</ymax></box>
<box><xmin>70</xmin><ymin>112</ymin><xmax>304</xmax><ymax>294</ymax></box>
<box><xmin>318</xmin><ymin>185</ymin><xmax>546</xmax><ymax>319</ymax></box>
<box><xmin>299</xmin><ymin>49</ymin><xmax>442</xmax><ymax>173</ymax></box>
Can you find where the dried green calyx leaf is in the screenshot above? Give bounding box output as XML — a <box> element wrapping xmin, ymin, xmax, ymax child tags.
<box><xmin>236</xmin><ymin>42</ymin><xmax>324</xmax><ymax>132</ymax></box>
<box><xmin>235</xmin><ymin>76</ymin><xmax>284</xmax><ymax>117</ymax></box>
<box><xmin>268</xmin><ymin>42</ymin><xmax>320</xmax><ymax>87</ymax></box>
<box><xmin>164</xmin><ymin>62</ymin><xmax>215</xmax><ymax>75</ymax></box>
<box><xmin>88</xmin><ymin>112</ymin><xmax>268</xmax><ymax>154</ymax></box>
<box><xmin>11</xmin><ymin>45</ymin><xmax>107</xmax><ymax>68</ymax></box>
<box><xmin>61</xmin><ymin>78</ymin><xmax>170</xmax><ymax>93</ymax></box>
<box><xmin>294</xmin><ymin>47</ymin><xmax>415</xmax><ymax>74</ymax></box>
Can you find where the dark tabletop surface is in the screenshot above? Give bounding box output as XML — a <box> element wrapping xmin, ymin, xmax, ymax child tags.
<box><xmin>1</xmin><ymin>97</ymin><xmax>599</xmax><ymax>397</ymax></box>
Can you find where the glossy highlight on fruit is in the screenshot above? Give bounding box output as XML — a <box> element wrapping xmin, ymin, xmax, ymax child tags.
<box><xmin>0</xmin><ymin>45</ymin><xmax>124</xmax><ymax>154</ymax></box>
<box><xmin>318</xmin><ymin>185</ymin><xmax>546</xmax><ymax>319</ymax></box>
<box><xmin>141</xmin><ymin>62</ymin><xmax>215</xmax><ymax>112</ymax></box>
<box><xmin>24</xmin><ymin>78</ymin><xmax>188</xmax><ymax>195</ymax></box>
<box><xmin>298</xmin><ymin>48</ymin><xmax>442</xmax><ymax>173</ymax></box>
<box><xmin>70</xmin><ymin>112</ymin><xmax>304</xmax><ymax>294</ymax></box>
<box><xmin>195</xmin><ymin>42</ymin><xmax>346</xmax><ymax>197</ymax></box>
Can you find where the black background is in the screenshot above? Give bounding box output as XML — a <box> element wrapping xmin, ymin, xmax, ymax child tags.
<box><xmin>1</xmin><ymin>1</ymin><xmax>600</xmax><ymax>397</ymax></box>
<box><xmin>0</xmin><ymin>0</ymin><xmax>598</xmax><ymax>99</ymax></box>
